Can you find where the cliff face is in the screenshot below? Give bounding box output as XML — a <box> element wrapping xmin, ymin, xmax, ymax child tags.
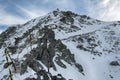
<box><xmin>0</xmin><ymin>10</ymin><xmax>120</xmax><ymax>80</ymax></box>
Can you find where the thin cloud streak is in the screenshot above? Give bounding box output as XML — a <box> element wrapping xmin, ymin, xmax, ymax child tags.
<box><xmin>1</xmin><ymin>0</ymin><xmax>120</xmax><ymax>26</ymax></box>
<box><xmin>0</xmin><ymin>9</ymin><xmax>28</xmax><ymax>25</ymax></box>
<box><xmin>84</xmin><ymin>0</ymin><xmax>120</xmax><ymax>21</ymax></box>
<box><xmin>0</xmin><ymin>5</ymin><xmax>48</xmax><ymax>25</ymax></box>
<box><xmin>0</xmin><ymin>0</ymin><xmax>77</xmax><ymax>25</ymax></box>
<box><xmin>17</xmin><ymin>6</ymin><xmax>48</xmax><ymax>19</ymax></box>
<box><xmin>54</xmin><ymin>0</ymin><xmax>77</xmax><ymax>10</ymax></box>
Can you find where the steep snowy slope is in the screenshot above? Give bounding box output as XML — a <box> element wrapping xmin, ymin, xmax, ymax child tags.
<box><xmin>62</xmin><ymin>23</ymin><xmax>120</xmax><ymax>80</ymax></box>
<box><xmin>0</xmin><ymin>9</ymin><xmax>120</xmax><ymax>80</ymax></box>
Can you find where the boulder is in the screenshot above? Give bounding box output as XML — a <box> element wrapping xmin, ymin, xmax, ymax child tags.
<box><xmin>110</xmin><ymin>61</ymin><xmax>119</xmax><ymax>66</ymax></box>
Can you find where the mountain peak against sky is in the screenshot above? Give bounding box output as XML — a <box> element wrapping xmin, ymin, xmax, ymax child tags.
<box><xmin>1</xmin><ymin>0</ymin><xmax>120</xmax><ymax>26</ymax></box>
<box><xmin>0</xmin><ymin>10</ymin><xmax>120</xmax><ymax>80</ymax></box>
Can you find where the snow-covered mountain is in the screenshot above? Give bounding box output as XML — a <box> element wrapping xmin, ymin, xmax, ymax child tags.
<box><xmin>0</xmin><ymin>9</ymin><xmax>120</xmax><ymax>80</ymax></box>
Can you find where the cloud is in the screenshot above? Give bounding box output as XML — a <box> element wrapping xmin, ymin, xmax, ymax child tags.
<box><xmin>54</xmin><ymin>0</ymin><xmax>76</xmax><ymax>10</ymax></box>
<box><xmin>0</xmin><ymin>0</ymin><xmax>79</xmax><ymax>25</ymax></box>
<box><xmin>0</xmin><ymin>5</ymin><xmax>48</xmax><ymax>25</ymax></box>
<box><xmin>99</xmin><ymin>0</ymin><xmax>120</xmax><ymax>21</ymax></box>
<box><xmin>84</xmin><ymin>0</ymin><xmax>120</xmax><ymax>21</ymax></box>
<box><xmin>17</xmin><ymin>6</ymin><xmax>48</xmax><ymax>19</ymax></box>
<box><xmin>41</xmin><ymin>0</ymin><xmax>77</xmax><ymax>11</ymax></box>
<box><xmin>1</xmin><ymin>0</ymin><xmax>120</xmax><ymax>26</ymax></box>
<box><xmin>102</xmin><ymin>0</ymin><xmax>110</xmax><ymax>5</ymax></box>
<box><xmin>0</xmin><ymin>0</ymin><xmax>77</xmax><ymax>25</ymax></box>
<box><xmin>0</xmin><ymin>8</ymin><xmax>28</xmax><ymax>25</ymax></box>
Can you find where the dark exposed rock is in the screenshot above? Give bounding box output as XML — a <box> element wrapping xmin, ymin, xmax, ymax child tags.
<box><xmin>59</xmin><ymin>11</ymin><xmax>75</xmax><ymax>24</ymax></box>
<box><xmin>8</xmin><ymin>46</ymin><xmax>17</xmax><ymax>54</ymax></box>
<box><xmin>56</xmin><ymin>39</ymin><xmax>67</xmax><ymax>51</ymax></box>
<box><xmin>20</xmin><ymin>28</ymin><xmax>83</xmax><ymax>75</ymax></box>
<box><xmin>0</xmin><ymin>26</ymin><xmax>16</xmax><ymax>40</ymax></box>
<box><xmin>62</xmin><ymin>11</ymin><xmax>78</xmax><ymax>17</ymax></box>
<box><xmin>62</xmin><ymin>49</ymin><xmax>75</xmax><ymax>64</ymax></box>
<box><xmin>0</xmin><ymin>26</ymin><xmax>16</xmax><ymax>47</ymax></box>
<box><xmin>109</xmin><ymin>74</ymin><xmax>114</xmax><ymax>79</ymax></box>
<box><xmin>37</xmin><ymin>70</ymin><xmax>50</xmax><ymax>80</ymax></box>
<box><xmin>51</xmin><ymin>74</ymin><xmax>66</xmax><ymax>80</ymax></box>
<box><xmin>75</xmin><ymin>63</ymin><xmax>84</xmax><ymax>72</ymax></box>
<box><xmin>4</xmin><ymin>62</ymin><xmax>13</xmax><ymax>68</ymax></box>
<box><xmin>77</xmin><ymin>45</ymin><xmax>90</xmax><ymax>51</ymax></box>
<box><xmin>81</xmin><ymin>15</ymin><xmax>90</xmax><ymax>20</ymax></box>
<box><xmin>60</xmin><ymin>17</ymin><xmax>67</xmax><ymax>23</ymax></box>
<box><xmin>19</xmin><ymin>28</ymin><xmax>75</xmax><ymax>73</ymax></box>
<box><xmin>15</xmin><ymin>37</ymin><xmax>23</xmax><ymax>45</ymax></box>
<box><xmin>60</xmin><ymin>17</ymin><xmax>74</xmax><ymax>24</ymax></box>
<box><xmin>0</xmin><ymin>38</ymin><xmax>4</xmax><ymax>48</ymax></box>
<box><xmin>53</xmin><ymin>9</ymin><xmax>59</xmax><ymax>16</ymax></box>
<box><xmin>20</xmin><ymin>62</ymin><xmax>27</xmax><ymax>75</ymax></box>
<box><xmin>110</xmin><ymin>61</ymin><xmax>119</xmax><ymax>66</ymax></box>
<box><xmin>24</xmin><ymin>77</ymin><xmax>37</xmax><ymax>80</ymax></box>
<box><xmin>28</xmin><ymin>60</ymin><xmax>41</xmax><ymax>72</ymax></box>
<box><xmin>23</xmin><ymin>54</ymin><xmax>43</xmax><ymax>72</ymax></box>
<box><xmin>70</xmin><ymin>25</ymin><xmax>81</xmax><ymax>31</ymax></box>
<box><xmin>55</xmin><ymin>57</ymin><xmax>67</xmax><ymax>68</ymax></box>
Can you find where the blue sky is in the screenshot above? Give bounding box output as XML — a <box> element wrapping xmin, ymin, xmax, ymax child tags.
<box><xmin>0</xmin><ymin>0</ymin><xmax>120</xmax><ymax>33</ymax></box>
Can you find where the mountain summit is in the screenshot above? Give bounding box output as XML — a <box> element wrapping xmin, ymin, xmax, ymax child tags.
<box><xmin>0</xmin><ymin>10</ymin><xmax>120</xmax><ymax>80</ymax></box>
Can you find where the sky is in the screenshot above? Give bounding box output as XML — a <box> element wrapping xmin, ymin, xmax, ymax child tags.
<box><xmin>0</xmin><ymin>0</ymin><xmax>120</xmax><ymax>33</ymax></box>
